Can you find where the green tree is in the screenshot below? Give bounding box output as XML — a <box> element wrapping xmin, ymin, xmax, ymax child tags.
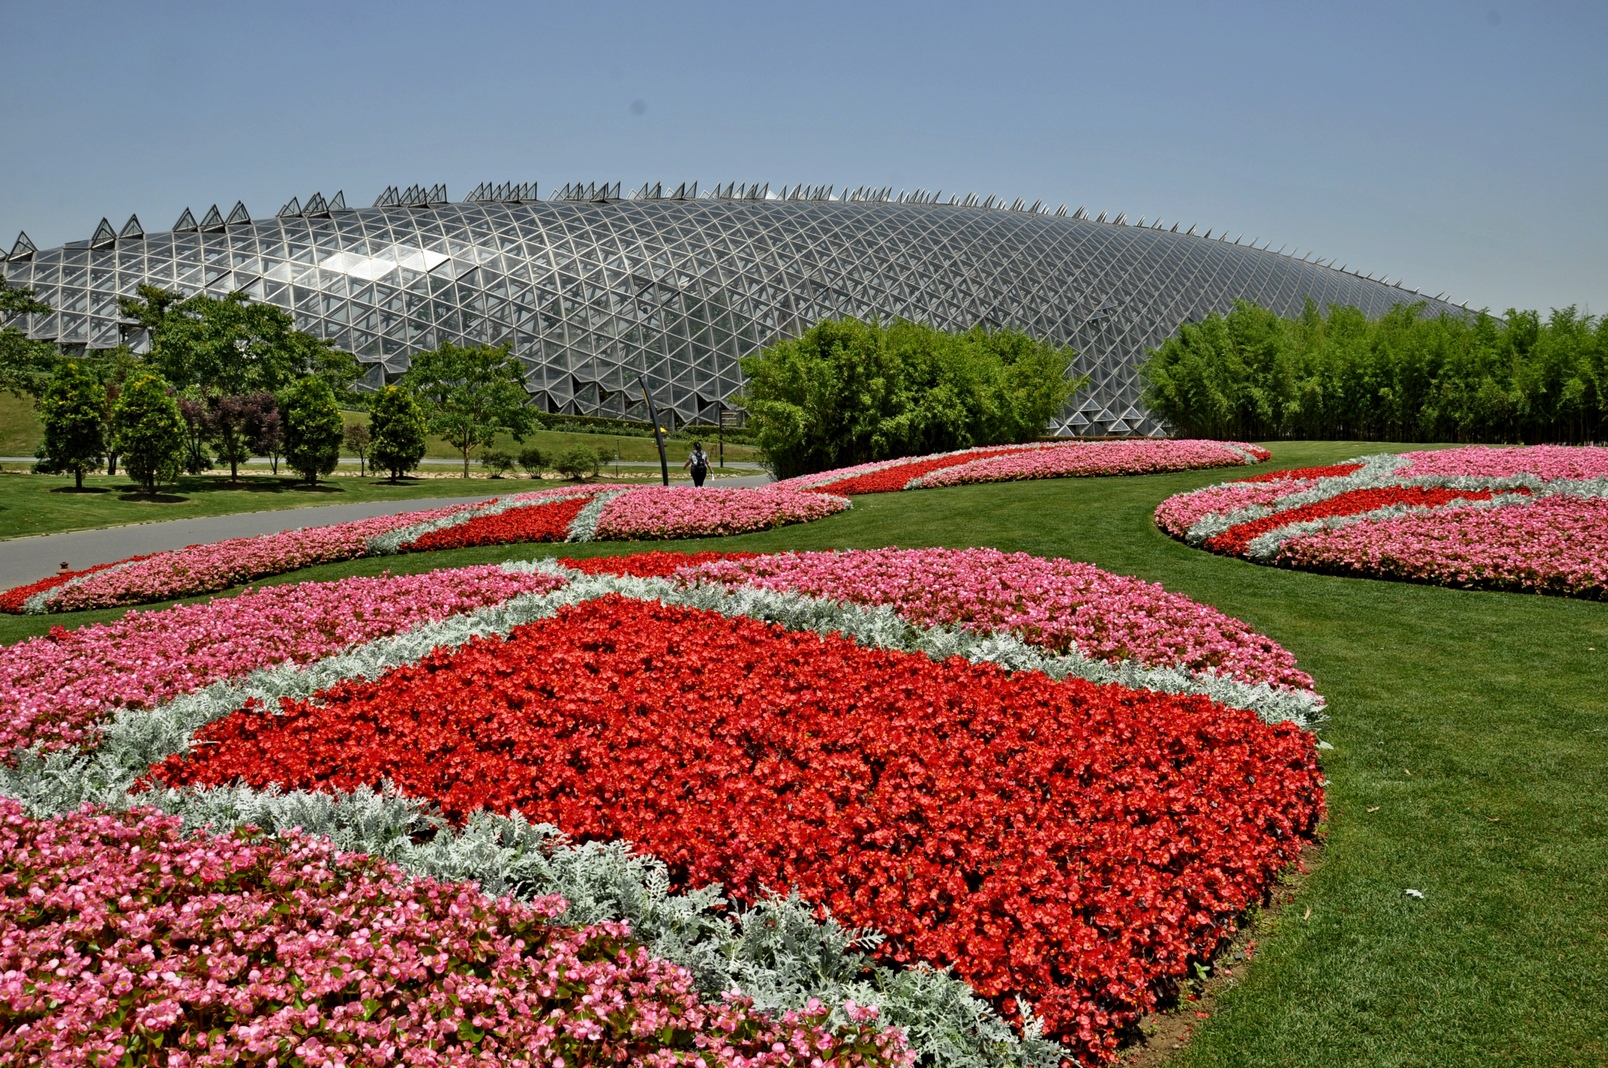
<box><xmin>343</xmin><ymin>421</ymin><xmax>372</xmax><ymax>477</ymax></box>
<box><xmin>37</xmin><ymin>361</ymin><xmax>106</xmax><ymax>489</ymax></box>
<box><xmin>141</xmin><ymin>289</ymin><xmax>361</xmax><ymax>398</ymax></box>
<box><xmin>738</xmin><ymin>318</ymin><xmax>1081</xmax><ymax>479</ymax></box>
<box><xmin>401</xmin><ymin>343</ymin><xmax>535</xmax><ymax>477</ymax></box>
<box><xmin>113</xmin><ymin>373</ymin><xmax>186</xmax><ymax>495</ymax></box>
<box><xmin>0</xmin><ymin>276</ymin><xmax>59</xmax><ymax>399</ymax></box>
<box><xmin>281</xmin><ymin>375</ymin><xmax>345</xmax><ymax>487</ymax></box>
<box><xmin>368</xmin><ymin>385</ymin><xmax>428</xmax><ymax>481</ymax></box>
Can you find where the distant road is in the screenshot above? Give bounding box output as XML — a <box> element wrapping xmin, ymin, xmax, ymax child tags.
<box><xmin>0</xmin><ymin>474</ymin><xmax>775</xmax><ymax>590</ymax></box>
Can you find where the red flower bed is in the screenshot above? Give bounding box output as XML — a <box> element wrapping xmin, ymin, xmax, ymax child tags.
<box><xmin>1205</xmin><ymin>486</ymin><xmax>1498</xmax><ymax>555</ymax></box>
<box><xmin>1234</xmin><ymin>463</ymin><xmax>1363</xmax><ymax>484</ymax></box>
<box><xmin>824</xmin><ymin>447</ymin><xmax>1037</xmax><ymax>495</ymax></box>
<box><xmin>152</xmin><ymin>595</ymin><xmax>1324</xmax><ymax>1064</ymax></box>
<box><xmin>403</xmin><ymin>496</ymin><xmax>592</xmax><ymax>551</ymax></box>
<box><xmin>560</xmin><ymin>550</ymin><xmax>760</xmax><ymax>577</ymax></box>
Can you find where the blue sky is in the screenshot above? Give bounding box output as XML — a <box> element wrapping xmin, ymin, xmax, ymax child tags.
<box><xmin>1</xmin><ymin>0</ymin><xmax>1602</xmax><ymax>314</ymax></box>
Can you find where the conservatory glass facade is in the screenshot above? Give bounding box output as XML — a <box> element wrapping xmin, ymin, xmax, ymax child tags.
<box><xmin>0</xmin><ymin>182</ymin><xmax>1458</xmax><ymax>434</ymax></box>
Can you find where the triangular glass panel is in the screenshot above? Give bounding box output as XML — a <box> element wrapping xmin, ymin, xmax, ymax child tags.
<box><xmin>91</xmin><ymin>218</ymin><xmax>118</xmax><ymax>248</ymax></box>
<box><xmin>329</xmin><ymin>191</ymin><xmax>348</xmax><ymax>211</ymax></box>
<box><xmin>226</xmin><ymin>201</ymin><xmax>251</xmax><ymax>225</ymax></box>
<box><xmin>303</xmin><ymin>192</ymin><xmax>328</xmax><ymax>216</ymax></box>
<box><xmin>118</xmin><ymin>214</ymin><xmax>145</xmax><ymax>239</ymax></box>
<box><xmin>372</xmin><ymin>187</ymin><xmax>400</xmax><ymax>208</ymax></box>
<box><xmin>173</xmin><ymin>208</ymin><xmax>199</xmax><ymax>232</ymax></box>
<box><xmin>7</xmin><ymin>231</ymin><xmax>37</xmax><ymax>260</ymax></box>
<box><xmin>199</xmin><ymin>205</ymin><xmax>225</xmax><ymax>231</ymax></box>
<box><xmin>277</xmin><ymin>197</ymin><xmax>302</xmax><ymax>217</ymax></box>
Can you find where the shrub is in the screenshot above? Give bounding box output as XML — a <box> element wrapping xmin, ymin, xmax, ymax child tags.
<box><xmin>480</xmin><ymin>447</ymin><xmax>516</xmax><ymax>478</ymax></box>
<box><xmin>554</xmin><ymin>443</ymin><xmax>601</xmax><ymax>480</ymax></box>
<box><xmin>518</xmin><ymin>444</ymin><xmax>547</xmax><ymax>478</ymax></box>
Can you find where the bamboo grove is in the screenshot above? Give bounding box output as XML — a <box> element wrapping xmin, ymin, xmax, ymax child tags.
<box><xmin>1141</xmin><ymin>300</ymin><xmax>1608</xmax><ymax>443</ymax></box>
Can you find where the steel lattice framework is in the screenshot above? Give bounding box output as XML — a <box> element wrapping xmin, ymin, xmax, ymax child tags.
<box><xmin>1</xmin><ymin>182</ymin><xmax>1460</xmax><ymax>434</ymax></box>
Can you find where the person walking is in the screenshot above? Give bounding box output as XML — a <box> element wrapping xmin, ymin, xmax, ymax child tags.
<box><xmin>683</xmin><ymin>441</ymin><xmax>711</xmax><ymax>487</ymax></box>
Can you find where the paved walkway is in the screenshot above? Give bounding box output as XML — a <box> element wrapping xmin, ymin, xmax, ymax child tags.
<box><xmin>0</xmin><ymin>474</ymin><xmax>775</xmax><ymax>590</ymax></box>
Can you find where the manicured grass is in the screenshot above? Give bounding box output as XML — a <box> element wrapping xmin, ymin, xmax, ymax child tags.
<box><xmin>0</xmin><ymin>394</ymin><xmax>44</xmax><ymax>456</ymax></box>
<box><xmin>3</xmin><ymin>442</ymin><xmax>1603</xmax><ymax>1067</ymax></box>
<box><xmin>0</xmin><ymin>471</ymin><xmax>523</xmax><ymax>541</ymax></box>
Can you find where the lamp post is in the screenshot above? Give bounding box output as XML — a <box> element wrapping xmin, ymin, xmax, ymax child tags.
<box><xmin>636</xmin><ymin>375</ymin><xmax>670</xmax><ymax>486</ymax></box>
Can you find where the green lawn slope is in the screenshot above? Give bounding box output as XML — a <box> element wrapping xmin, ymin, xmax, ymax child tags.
<box><xmin>2</xmin><ymin>442</ymin><xmax>1602</xmax><ymax>1067</ymax></box>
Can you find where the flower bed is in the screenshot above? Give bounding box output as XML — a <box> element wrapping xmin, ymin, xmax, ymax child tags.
<box><xmin>2</xmin><ymin>548</ymin><xmax>1324</xmax><ymax>1066</ymax></box>
<box><xmin>0</xmin><ymin>799</ymin><xmax>909</xmax><ymax>1068</ymax></box>
<box><xmin>1156</xmin><ymin>445</ymin><xmax>1608</xmax><ymax>597</ymax></box>
<box><xmin>0</xmin><ymin>564</ymin><xmax>569</xmax><ymax>757</ymax></box>
<box><xmin>675</xmin><ymin>547</ymin><xmax>1314</xmax><ymax>690</ymax></box>
<box><xmin>4</xmin><ymin>486</ymin><xmax>850</xmax><ymax>614</ymax></box>
<box><xmin>772</xmin><ymin>440</ymin><xmax>1270</xmax><ymax>495</ymax></box>
<box><xmin>150</xmin><ymin>594</ymin><xmax>1324</xmax><ymax>1064</ymax></box>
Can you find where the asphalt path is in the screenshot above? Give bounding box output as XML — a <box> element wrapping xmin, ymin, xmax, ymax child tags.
<box><xmin>0</xmin><ymin>473</ymin><xmax>775</xmax><ymax>590</ymax></box>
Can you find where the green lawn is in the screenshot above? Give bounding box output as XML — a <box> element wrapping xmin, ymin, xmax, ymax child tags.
<box><xmin>2</xmin><ymin>442</ymin><xmax>1603</xmax><ymax>1066</ymax></box>
<box><xmin>0</xmin><ymin>472</ymin><xmax>532</xmax><ymax>541</ymax></box>
<box><xmin>0</xmin><ymin>464</ymin><xmax>754</xmax><ymax>541</ymax></box>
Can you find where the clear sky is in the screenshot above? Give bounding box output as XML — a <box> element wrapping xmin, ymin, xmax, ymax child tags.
<box><xmin>1</xmin><ymin>0</ymin><xmax>1602</xmax><ymax>314</ymax></box>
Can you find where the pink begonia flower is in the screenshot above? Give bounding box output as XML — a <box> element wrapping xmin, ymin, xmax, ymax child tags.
<box><xmin>0</xmin><ymin>565</ymin><xmax>569</xmax><ymax>755</ymax></box>
<box><xmin>681</xmin><ymin>547</ymin><xmax>1313</xmax><ymax>690</ymax></box>
<box><xmin>0</xmin><ymin>799</ymin><xmax>913</xmax><ymax>1068</ymax></box>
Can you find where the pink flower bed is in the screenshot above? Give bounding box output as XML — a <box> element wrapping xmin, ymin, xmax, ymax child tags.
<box><xmin>680</xmin><ymin>547</ymin><xmax>1314</xmax><ymax>690</ymax></box>
<box><xmin>0</xmin><ymin>799</ymin><xmax>910</xmax><ymax>1068</ymax></box>
<box><xmin>5</xmin><ymin>487</ymin><xmax>849</xmax><ymax>614</ymax></box>
<box><xmin>1276</xmin><ymin>494</ymin><xmax>1608</xmax><ymax>596</ymax></box>
<box><xmin>770</xmin><ymin>440</ymin><xmax>1269</xmax><ymax>496</ymax></box>
<box><xmin>0</xmin><ymin>565</ymin><xmax>569</xmax><ymax>756</ymax></box>
<box><xmin>43</xmin><ymin>503</ymin><xmax>485</xmax><ymax>613</ymax></box>
<box><xmin>920</xmin><ymin>440</ymin><xmax>1269</xmax><ymax>488</ymax></box>
<box><xmin>1156</xmin><ymin>445</ymin><xmax>1608</xmax><ymax>597</ymax></box>
<box><xmin>594</xmin><ymin>486</ymin><xmax>850</xmax><ymax>539</ymax></box>
<box><xmin>1398</xmin><ymin>444</ymin><xmax>1608</xmax><ymax>481</ymax></box>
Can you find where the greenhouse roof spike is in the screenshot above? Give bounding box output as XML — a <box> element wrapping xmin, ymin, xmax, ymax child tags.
<box><xmin>8</xmin><ymin>230</ymin><xmax>37</xmax><ymax>260</ymax></box>
<box><xmin>199</xmin><ymin>205</ymin><xmax>225</xmax><ymax>231</ymax></box>
<box><xmin>225</xmin><ymin>201</ymin><xmax>251</xmax><ymax>225</ymax></box>
<box><xmin>173</xmin><ymin>208</ymin><xmax>198</xmax><ymax>232</ymax></box>
<box><xmin>119</xmin><ymin>215</ymin><xmax>144</xmax><ymax>240</ymax></box>
<box><xmin>90</xmin><ymin>218</ymin><xmax>117</xmax><ymax>248</ymax></box>
<box><xmin>277</xmin><ymin>197</ymin><xmax>301</xmax><ymax>218</ymax></box>
<box><xmin>328</xmin><ymin>191</ymin><xmax>347</xmax><ymax>210</ymax></box>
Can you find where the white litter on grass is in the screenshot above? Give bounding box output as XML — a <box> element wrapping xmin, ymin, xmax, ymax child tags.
<box><xmin>1404</xmin><ymin>889</ymin><xmax>1425</xmax><ymax>899</ymax></box>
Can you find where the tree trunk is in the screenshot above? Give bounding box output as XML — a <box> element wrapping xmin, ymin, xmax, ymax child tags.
<box><xmin>75</xmin><ymin>467</ymin><xmax>83</xmax><ymax>490</ymax></box>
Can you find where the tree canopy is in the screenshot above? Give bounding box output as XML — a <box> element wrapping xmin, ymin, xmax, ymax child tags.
<box><xmin>1141</xmin><ymin>299</ymin><xmax>1608</xmax><ymax>443</ymax></box>
<box><xmin>112</xmin><ymin>373</ymin><xmax>186</xmax><ymax>495</ymax></box>
<box><xmin>281</xmin><ymin>375</ymin><xmax>346</xmax><ymax>486</ymax></box>
<box><xmin>0</xmin><ymin>276</ymin><xmax>60</xmax><ymax>399</ymax></box>
<box><xmin>37</xmin><ymin>361</ymin><xmax>106</xmax><ymax>489</ymax></box>
<box><xmin>401</xmin><ymin>342</ymin><xmax>535</xmax><ymax>477</ymax></box>
<box><xmin>122</xmin><ymin>287</ymin><xmax>361</xmax><ymax>399</ymax></box>
<box><xmin>368</xmin><ymin>385</ymin><xmax>428</xmax><ymax>481</ymax></box>
<box><xmin>738</xmin><ymin>318</ymin><xmax>1083</xmax><ymax>480</ymax></box>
